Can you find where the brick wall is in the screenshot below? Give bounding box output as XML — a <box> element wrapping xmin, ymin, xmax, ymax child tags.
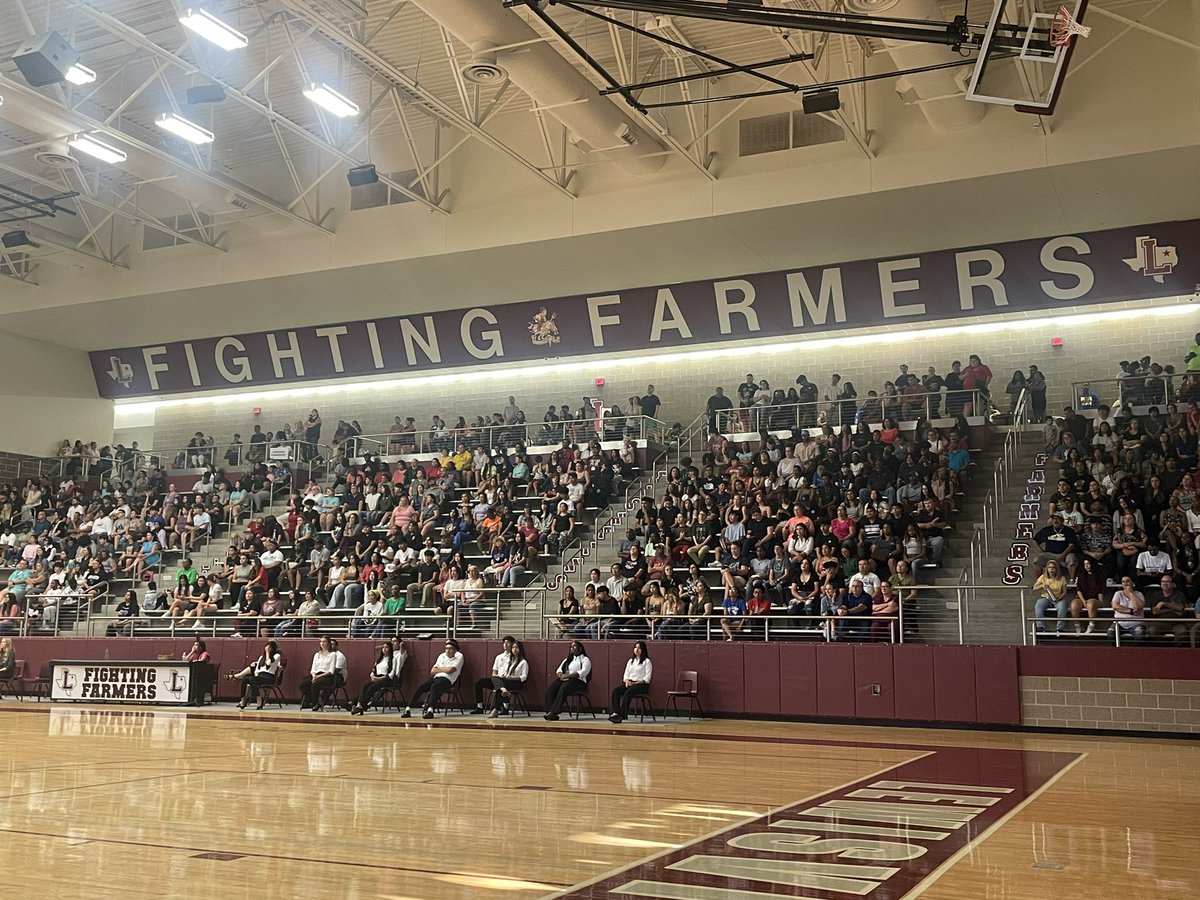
<box><xmin>1019</xmin><ymin>675</ymin><xmax>1200</xmax><ymax>733</ymax></box>
<box><xmin>138</xmin><ymin>309</ymin><xmax>1199</xmax><ymax>450</ymax></box>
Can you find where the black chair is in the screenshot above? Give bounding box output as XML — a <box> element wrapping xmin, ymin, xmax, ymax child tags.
<box><xmin>259</xmin><ymin>657</ymin><xmax>288</xmax><ymax>708</ymax></box>
<box><xmin>564</xmin><ymin>690</ymin><xmax>595</xmax><ymax>719</ymax></box>
<box><xmin>372</xmin><ymin>682</ymin><xmax>407</xmax><ymax>713</ymax></box>
<box><xmin>482</xmin><ymin>685</ymin><xmax>532</xmax><ymax>718</ymax></box>
<box><xmin>0</xmin><ymin>660</ymin><xmax>24</xmax><ymax>701</ymax></box>
<box><xmin>666</xmin><ymin>670</ymin><xmax>704</xmax><ymax>719</ymax></box>
<box><xmin>627</xmin><ymin>692</ymin><xmax>656</xmax><ymax>723</ymax></box>
<box><xmin>324</xmin><ymin>682</ymin><xmax>353</xmax><ymax>711</ymax></box>
<box><xmin>433</xmin><ymin>682</ymin><xmax>468</xmax><ymax>716</ymax></box>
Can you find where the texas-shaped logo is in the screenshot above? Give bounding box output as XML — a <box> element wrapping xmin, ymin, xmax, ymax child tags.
<box><xmin>1123</xmin><ymin>235</ymin><xmax>1178</xmax><ymax>284</ymax></box>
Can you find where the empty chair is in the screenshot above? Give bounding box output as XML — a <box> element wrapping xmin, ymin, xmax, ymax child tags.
<box><xmin>666</xmin><ymin>670</ymin><xmax>704</xmax><ymax>719</ymax></box>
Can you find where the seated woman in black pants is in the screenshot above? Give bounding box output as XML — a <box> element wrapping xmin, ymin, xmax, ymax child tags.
<box><xmin>609</xmin><ymin>640</ymin><xmax>652</xmax><ymax>723</ymax></box>
<box><xmin>544</xmin><ymin>640</ymin><xmax>591</xmax><ymax>721</ymax></box>
<box><xmin>226</xmin><ymin>639</ymin><xmax>282</xmax><ymax>710</ymax></box>
<box><xmin>298</xmin><ymin>635</ymin><xmax>344</xmax><ymax>711</ymax></box>
<box><xmin>350</xmin><ymin>642</ymin><xmax>394</xmax><ymax>715</ymax></box>
<box><xmin>402</xmin><ymin>638</ymin><xmax>464</xmax><ymax>719</ymax></box>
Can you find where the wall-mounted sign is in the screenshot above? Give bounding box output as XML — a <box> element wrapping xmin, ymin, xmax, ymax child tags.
<box><xmin>91</xmin><ymin>219</ymin><xmax>1197</xmax><ymax>399</ymax></box>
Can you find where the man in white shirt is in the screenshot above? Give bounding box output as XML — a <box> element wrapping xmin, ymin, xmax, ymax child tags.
<box><xmin>848</xmin><ymin>559</ymin><xmax>881</xmax><ymax>598</ymax></box>
<box><xmin>403</xmin><ymin>638</ymin><xmax>465</xmax><ymax>719</ymax></box>
<box><xmin>1135</xmin><ymin>541</ymin><xmax>1172</xmax><ymax>588</ymax></box>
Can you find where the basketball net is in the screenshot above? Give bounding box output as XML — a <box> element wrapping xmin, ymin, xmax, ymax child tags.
<box><xmin>1050</xmin><ymin>5</ymin><xmax>1091</xmax><ymax>47</ymax></box>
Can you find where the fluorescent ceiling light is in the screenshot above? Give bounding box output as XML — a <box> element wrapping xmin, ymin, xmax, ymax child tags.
<box><xmin>67</xmin><ymin>133</ymin><xmax>127</xmax><ymax>164</ymax></box>
<box><xmin>302</xmin><ymin>82</ymin><xmax>359</xmax><ymax>118</ymax></box>
<box><xmin>155</xmin><ymin>112</ymin><xmax>214</xmax><ymax>145</ymax></box>
<box><xmin>179</xmin><ymin>8</ymin><xmax>248</xmax><ymax>51</ymax></box>
<box><xmin>64</xmin><ymin>63</ymin><xmax>96</xmax><ymax>86</ymax></box>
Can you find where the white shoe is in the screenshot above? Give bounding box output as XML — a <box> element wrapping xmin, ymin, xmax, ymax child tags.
<box><xmin>191</xmin><ymin>621</ymin><xmax>204</xmax><ymax>629</ymax></box>
<box><xmin>1085</xmin><ymin>623</ymin><xmax>1096</xmax><ymax>634</ymax></box>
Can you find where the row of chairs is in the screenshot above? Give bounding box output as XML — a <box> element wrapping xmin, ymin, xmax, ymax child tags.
<box><xmin>233</xmin><ymin>660</ymin><xmax>704</xmax><ymax>722</ymax></box>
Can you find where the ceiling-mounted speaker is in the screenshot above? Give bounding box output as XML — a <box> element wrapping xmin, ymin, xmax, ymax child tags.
<box><xmin>12</xmin><ymin>32</ymin><xmax>79</xmax><ymax>87</ymax></box>
<box><xmin>187</xmin><ymin>84</ymin><xmax>227</xmax><ymax>104</ymax></box>
<box><xmin>802</xmin><ymin>88</ymin><xmax>841</xmax><ymax>114</ymax></box>
<box><xmin>347</xmin><ymin>164</ymin><xmax>378</xmax><ymax>187</ymax></box>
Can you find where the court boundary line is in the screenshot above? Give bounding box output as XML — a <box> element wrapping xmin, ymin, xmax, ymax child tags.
<box><xmin>904</xmin><ymin>750</ymin><xmax>1090</xmax><ymax>898</ymax></box>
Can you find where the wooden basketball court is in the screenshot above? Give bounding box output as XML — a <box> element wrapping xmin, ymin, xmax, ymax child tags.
<box><xmin>0</xmin><ymin>704</ymin><xmax>1195</xmax><ymax>898</ymax></box>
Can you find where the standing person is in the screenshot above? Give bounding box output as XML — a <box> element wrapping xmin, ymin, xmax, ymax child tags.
<box><xmin>639</xmin><ymin>385</ymin><xmax>662</xmax><ymax>421</ymax></box>
<box><xmin>824</xmin><ymin>374</ymin><xmax>843</xmax><ymax>426</ymax></box>
<box><xmin>298</xmin><ymin>635</ymin><xmax>343</xmax><ymax>711</ymax></box>
<box><xmin>737</xmin><ymin>374</ymin><xmax>758</xmax><ymax>430</ymax></box>
<box><xmin>403</xmin><ymin>638</ymin><xmax>465</xmax><ymax>719</ymax></box>
<box><xmin>705</xmin><ymin>386</ymin><xmax>733</xmax><ymax>434</ymax></box>
<box><xmin>350</xmin><ymin>642</ymin><xmax>394</xmax><ymax>715</ymax></box>
<box><xmin>962</xmin><ymin>354</ymin><xmax>994</xmax><ymax>415</ymax></box>
<box><xmin>1004</xmin><ymin>370</ymin><xmax>1027</xmax><ymax>416</ymax></box>
<box><xmin>609</xmin><ymin>640</ymin><xmax>652</xmax><ymax>724</ymax></box>
<box><xmin>544</xmin><ymin>640</ymin><xmax>591</xmax><ymax>721</ymax></box>
<box><xmin>303</xmin><ymin>409</ymin><xmax>322</xmax><ymax>461</ymax></box>
<box><xmin>1027</xmin><ymin>365</ymin><xmax>1048</xmax><ymax>422</ymax></box>
<box><xmin>227</xmin><ymin>640</ymin><xmax>282</xmax><ymax>710</ymax></box>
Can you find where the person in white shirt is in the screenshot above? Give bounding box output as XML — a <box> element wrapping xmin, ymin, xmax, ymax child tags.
<box><xmin>351</xmin><ymin>589</ymin><xmax>386</xmax><ymax>639</ymax></box>
<box><xmin>403</xmin><ymin>638</ymin><xmax>465</xmax><ymax>719</ymax></box>
<box><xmin>351</xmin><ymin>642</ymin><xmax>396</xmax><ymax>715</ymax></box>
<box><xmin>470</xmin><ymin>636</ymin><xmax>529</xmax><ymax>717</ymax></box>
<box><xmin>227</xmin><ymin>639</ymin><xmax>283</xmax><ymax>710</ymax></box>
<box><xmin>298</xmin><ymin>635</ymin><xmax>344</xmax><ymax>711</ymax></box>
<box><xmin>609</xmin><ymin>641</ymin><xmax>653</xmax><ymax>723</ymax></box>
<box><xmin>848</xmin><ymin>559</ymin><xmax>881</xmax><ymax>598</ymax></box>
<box><xmin>259</xmin><ymin>540</ymin><xmax>284</xmax><ymax>590</ymax></box>
<box><xmin>544</xmin><ymin>640</ymin><xmax>592</xmax><ymax>721</ymax></box>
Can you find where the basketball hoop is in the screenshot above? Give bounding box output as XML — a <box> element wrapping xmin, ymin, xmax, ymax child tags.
<box><xmin>1050</xmin><ymin>4</ymin><xmax>1091</xmax><ymax>47</ymax></box>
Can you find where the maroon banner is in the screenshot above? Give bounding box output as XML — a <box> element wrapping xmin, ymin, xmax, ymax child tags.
<box><xmin>92</xmin><ymin>219</ymin><xmax>1198</xmax><ymax>398</ymax></box>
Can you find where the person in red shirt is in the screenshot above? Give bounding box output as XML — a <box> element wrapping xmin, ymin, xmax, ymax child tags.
<box><xmin>962</xmin><ymin>354</ymin><xmax>994</xmax><ymax>415</ymax></box>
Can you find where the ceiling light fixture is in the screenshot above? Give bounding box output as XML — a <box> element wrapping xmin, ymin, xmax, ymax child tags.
<box><xmin>179</xmin><ymin>8</ymin><xmax>249</xmax><ymax>51</ymax></box>
<box><xmin>67</xmin><ymin>133</ymin><xmax>127</xmax><ymax>164</ymax></box>
<box><xmin>303</xmin><ymin>83</ymin><xmax>359</xmax><ymax>118</ymax></box>
<box><xmin>155</xmin><ymin>112</ymin><xmax>215</xmax><ymax>145</ymax></box>
<box><xmin>64</xmin><ymin>63</ymin><xmax>96</xmax><ymax>86</ymax></box>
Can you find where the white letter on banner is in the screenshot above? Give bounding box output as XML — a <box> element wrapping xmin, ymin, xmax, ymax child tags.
<box><xmin>182</xmin><ymin>344</ymin><xmax>202</xmax><ymax>387</ymax></box>
<box><xmin>266</xmin><ymin>331</ymin><xmax>305</xmax><ymax>378</ymax></box>
<box><xmin>215</xmin><ymin>338</ymin><xmax>252</xmax><ymax>384</ymax></box>
<box><xmin>587</xmin><ymin>295</ymin><xmax>622</xmax><ymax>347</ymax></box>
<box><xmin>879</xmin><ymin>258</ymin><xmax>926</xmax><ymax>318</ymax></box>
<box><xmin>955</xmin><ymin>249</ymin><xmax>1008</xmax><ymax>310</ymax></box>
<box><xmin>1040</xmin><ymin>236</ymin><xmax>1094</xmax><ymax>301</ymax></box>
<box><xmin>787</xmin><ymin>269</ymin><xmax>846</xmax><ymax>327</ymax></box>
<box><xmin>143</xmin><ymin>346</ymin><xmax>169</xmax><ymax>391</ymax></box>
<box><xmin>365</xmin><ymin>322</ymin><xmax>385</xmax><ymax>369</ymax></box>
<box><xmin>315</xmin><ymin>326</ymin><xmax>349</xmax><ymax>373</ymax></box>
<box><xmin>714</xmin><ymin>280</ymin><xmax>760</xmax><ymax>334</ymax></box>
<box><xmin>399</xmin><ymin>317</ymin><xmax>441</xmax><ymax>365</ymax></box>
<box><xmin>461</xmin><ymin>309</ymin><xmax>504</xmax><ymax>360</ymax></box>
<box><xmin>649</xmin><ymin>288</ymin><xmax>693</xmax><ymax>342</ymax></box>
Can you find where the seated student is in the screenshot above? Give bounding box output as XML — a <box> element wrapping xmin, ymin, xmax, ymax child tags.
<box><xmin>1111</xmin><ymin>576</ymin><xmax>1147</xmax><ymax>639</ymax></box>
<box><xmin>473</xmin><ymin>637</ymin><xmax>530</xmax><ymax>718</ymax></box>
<box><xmin>544</xmin><ymin>640</ymin><xmax>591</xmax><ymax>721</ymax></box>
<box><xmin>402</xmin><ymin>638</ymin><xmax>465</xmax><ymax>719</ymax></box>
<box><xmin>471</xmin><ymin>636</ymin><xmax>517</xmax><ymax>714</ymax></box>
<box><xmin>226</xmin><ymin>639</ymin><xmax>283</xmax><ymax>710</ymax></box>
<box><xmin>350</xmin><ymin>642</ymin><xmax>395</xmax><ymax>715</ymax></box>
<box><xmin>836</xmin><ymin>579</ymin><xmax>873</xmax><ymax>640</ymax></box>
<box><xmin>105</xmin><ymin>589</ymin><xmax>140</xmax><ymax>636</ymax></box>
<box><xmin>609</xmin><ymin>641</ymin><xmax>652</xmax><ymax>724</ymax></box>
<box><xmin>298</xmin><ymin>635</ymin><xmax>344</xmax><ymax>711</ymax></box>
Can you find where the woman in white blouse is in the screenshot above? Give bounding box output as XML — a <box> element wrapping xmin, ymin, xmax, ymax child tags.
<box><xmin>226</xmin><ymin>639</ymin><xmax>282</xmax><ymax>710</ymax></box>
<box><xmin>609</xmin><ymin>641</ymin><xmax>652</xmax><ymax>724</ymax></box>
<box><xmin>544</xmin><ymin>640</ymin><xmax>591</xmax><ymax>721</ymax></box>
<box><xmin>299</xmin><ymin>635</ymin><xmax>343</xmax><ymax>711</ymax></box>
<box><xmin>350</xmin><ymin>642</ymin><xmax>394</xmax><ymax>715</ymax></box>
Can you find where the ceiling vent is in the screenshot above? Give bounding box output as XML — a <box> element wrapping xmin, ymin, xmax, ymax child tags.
<box><xmin>461</xmin><ymin>46</ymin><xmax>507</xmax><ymax>86</ymax></box>
<box><xmin>350</xmin><ymin>169</ymin><xmax>425</xmax><ymax>211</ymax></box>
<box><xmin>738</xmin><ymin>111</ymin><xmax>843</xmax><ymax>157</ymax></box>
<box><xmin>34</xmin><ymin>149</ymin><xmax>80</xmax><ymax>170</ymax></box>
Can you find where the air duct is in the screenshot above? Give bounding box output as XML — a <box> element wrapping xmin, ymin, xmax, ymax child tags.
<box><xmin>844</xmin><ymin>0</ymin><xmax>985</xmax><ymax>131</ymax></box>
<box><xmin>407</xmin><ymin>0</ymin><xmax>667</xmax><ymax>174</ymax></box>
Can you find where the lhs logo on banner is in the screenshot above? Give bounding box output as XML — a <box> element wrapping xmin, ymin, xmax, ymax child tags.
<box><xmin>1124</xmin><ymin>235</ymin><xmax>1178</xmax><ymax>283</ymax></box>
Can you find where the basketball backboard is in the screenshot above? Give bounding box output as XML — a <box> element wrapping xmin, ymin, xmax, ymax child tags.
<box><xmin>966</xmin><ymin>0</ymin><xmax>1089</xmax><ymax>115</ymax></box>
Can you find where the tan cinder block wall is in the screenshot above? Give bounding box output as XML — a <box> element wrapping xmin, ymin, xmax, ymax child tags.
<box><xmin>1020</xmin><ymin>675</ymin><xmax>1200</xmax><ymax>733</ymax></box>
<box><xmin>142</xmin><ymin>310</ymin><xmax>1199</xmax><ymax>450</ymax></box>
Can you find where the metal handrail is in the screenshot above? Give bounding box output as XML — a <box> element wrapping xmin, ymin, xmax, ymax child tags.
<box><xmin>1026</xmin><ymin>615</ymin><xmax>1200</xmax><ymax>647</ymax></box>
<box><xmin>351</xmin><ymin>415</ymin><xmax>671</xmax><ymax>458</ymax></box>
<box><xmin>1070</xmin><ymin>371</ymin><xmax>1196</xmax><ymax>411</ymax></box>
<box><xmin>710</xmin><ymin>389</ymin><xmax>986</xmax><ymax>435</ymax></box>
<box><xmin>541</xmin><ymin>611</ymin><xmax>901</xmax><ymax>642</ymax></box>
<box><xmin>15</xmin><ymin>586</ymin><xmax>111</xmax><ymax>637</ymax></box>
<box><xmin>84</xmin><ymin>612</ymin><xmax>454</xmax><ymax>639</ymax></box>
